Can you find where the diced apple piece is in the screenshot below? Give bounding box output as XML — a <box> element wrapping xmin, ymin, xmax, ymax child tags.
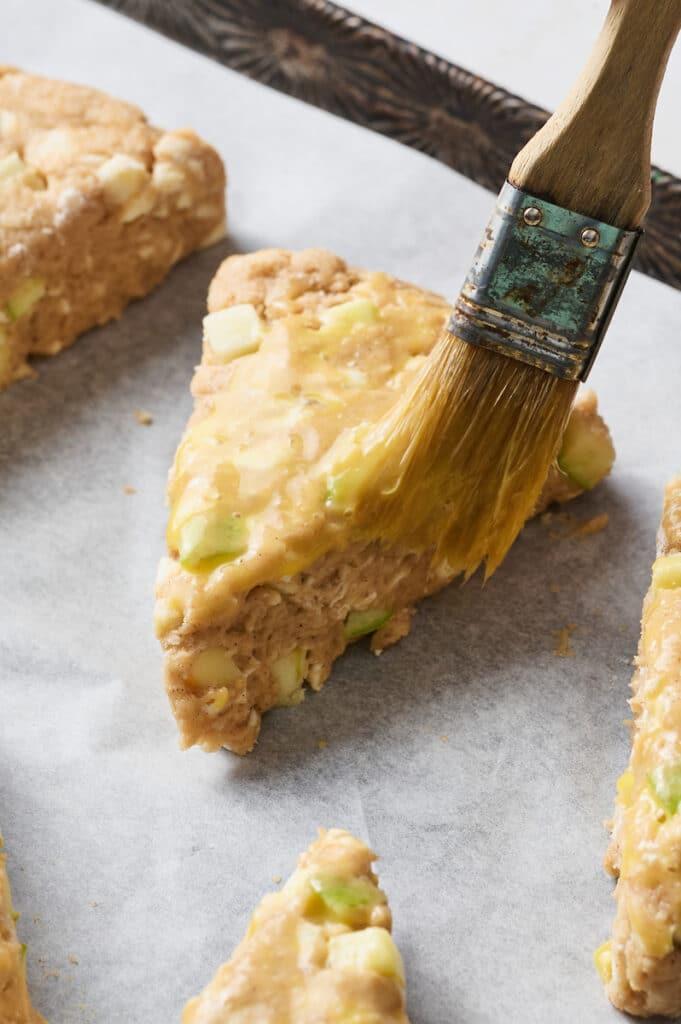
<box><xmin>178</xmin><ymin>512</ymin><xmax>248</xmax><ymax>571</ymax></box>
<box><xmin>6</xmin><ymin>277</ymin><xmax>45</xmax><ymax>321</ymax></box>
<box><xmin>326</xmin><ymin>464</ymin><xmax>365</xmax><ymax>511</ymax></box>
<box><xmin>327</xmin><ymin>927</ymin><xmax>405</xmax><ymax>984</ymax></box>
<box><xmin>652</xmin><ymin>552</ymin><xmax>681</xmax><ymax>590</ymax></box>
<box><xmin>0</xmin><ymin>150</ymin><xmax>43</xmax><ymax>189</ymax></box>
<box><xmin>0</xmin><ymin>150</ymin><xmax>26</xmax><ymax>181</ymax></box>
<box><xmin>0</xmin><ymin>150</ymin><xmax>46</xmax><ymax>191</ymax></box>
<box><xmin>203</xmin><ymin>304</ymin><xmax>263</xmax><ymax>361</ymax></box>
<box><xmin>320</xmin><ymin>299</ymin><xmax>379</xmax><ymax>332</ymax></box>
<box><xmin>96</xmin><ymin>153</ymin><xmax>149</xmax><ymax>204</ymax></box>
<box><xmin>152</xmin><ymin>161</ymin><xmax>186</xmax><ymax>193</ymax></box>
<box><xmin>155</xmin><ymin>132</ymin><xmax>196</xmax><ymax>161</ymax></box>
<box><xmin>120</xmin><ymin>188</ymin><xmax>155</xmax><ymax>223</ymax></box>
<box><xmin>344</xmin><ymin>609</ymin><xmax>392</xmax><ymax>640</ymax></box>
<box><xmin>191</xmin><ymin>647</ymin><xmax>240</xmax><ymax>689</ymax></box>
<box><xmin>206</xmin><ymin>688</ymin><xmax>231</xmax><ymax>715</ymax></box>
<box><xmin>593</xmin><ymin>941</ymin><xmax>613</xmax><ymax>984</ymax></box>
<box><xmin>272</xmin><ymin>648</ymin><xmax>306</xmax><ymax>706</ymax></box>
<box><xmin>557</xmin><ymin>414</ymin><xmax>615</xmax><ymax>490</ymax></box>
<box><xmin>309</xmin><ymin>875</ymin><xmax>382</xmax><ymax>922</ymax></box>
<box><xmin>648</xmin><ymin>762</ymin><xmax>681</xmax><ymax>815</ymax></box>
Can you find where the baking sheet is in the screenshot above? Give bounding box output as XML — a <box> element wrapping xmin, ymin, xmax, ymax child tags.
<box><xmin>1</xmin><ymin>2</ymin><xmax>680</xmax><ymax>1022</ymax></box>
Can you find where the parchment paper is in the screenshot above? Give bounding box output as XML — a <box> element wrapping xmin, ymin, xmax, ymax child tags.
<box><xmin>2</xmin><ymin>2</ymin><xmax>681</xmax><ymax>1022</ymax></box>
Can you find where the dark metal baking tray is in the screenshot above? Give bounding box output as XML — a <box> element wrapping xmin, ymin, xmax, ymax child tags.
<box><xmin>96</xmin><ymin>0</ymin><xmax>681</xmax><ymax>292</ymax></box>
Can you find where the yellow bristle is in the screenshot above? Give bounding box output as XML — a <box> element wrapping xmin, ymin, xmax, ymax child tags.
<box><xmin>345</xmin><ymin>0</ymin><xmax>680</xmax><ymax>581</ymax></box>
<box><xmin>351</xmin><ymin>330</ymin><xmax>577</xmax><ymax>579</ymax></box>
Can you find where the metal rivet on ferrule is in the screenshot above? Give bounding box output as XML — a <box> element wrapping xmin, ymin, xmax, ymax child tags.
<box><xmin>523</xmin><ymin>205</ymin><xmax>542</xmax><ymax>226</ymax></box>
<box><xmin>580</xmin><ymin>226</ymin><xmax>600</xmax><ymax>248</ymax></box>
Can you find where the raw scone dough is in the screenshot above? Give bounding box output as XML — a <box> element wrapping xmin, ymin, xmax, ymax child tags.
<box><xmin>599</xmin><ymin>477</ymin><xmax>681</xmax><ymax>1017</ymax></box>
<box><xmin>156</xmin><ymin>248</ymin><xmax>615</xmax><ymax>753</ymax></box>
<box><xmin>0</xmin><ymin>835</ymin><xmax>44</xmax><ymax>1023</ymax></box>
<box><xmin>183</xmin><ymin>829</ymin><xmax>410</xmax><ymax>1024</ymax></box>
<box><xmin>0</xmin><ymin>67</ymin><xmax>226</xmax><ymax>388</ymax></box>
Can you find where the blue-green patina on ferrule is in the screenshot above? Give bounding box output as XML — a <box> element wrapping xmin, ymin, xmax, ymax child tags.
<box><xmin>449</xmin><ymin>181</ymin><xmax>641</xmax><ymax>381</ymax></box>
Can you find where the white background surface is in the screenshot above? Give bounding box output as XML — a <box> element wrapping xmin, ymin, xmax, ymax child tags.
<box><xmin>1</xmin><ymin>1</ymin><xmax>680</xmax><ymax>1022</ymax></box>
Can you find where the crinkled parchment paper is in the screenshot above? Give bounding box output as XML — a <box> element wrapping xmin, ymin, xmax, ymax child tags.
<box><xmin>1</xmin><ymin>2</ymin><xmax>680</xmax><ymax>1021</ymax></box>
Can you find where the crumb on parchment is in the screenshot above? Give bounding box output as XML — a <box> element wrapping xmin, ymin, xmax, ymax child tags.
<box><xmin>570</xmin><ymin>512</ymin><xmax>609</xmax><ymax>538</ymax></box>
<box><xmin>554</xmin><ymin>623</ymin><xmax>577</xmax><ymax>658</ymax></box>
<box><xmin>545</xmin><ymin>510</ymin><xmax>609</xmax><ymax>541</ymax></box>
<box><xmin>123</xmin><ymin>484</ymin><xmax>137</xmax><ymax>495</ymax></box>
<box><xmin>134</xmin><ymin>408</ymin><xmax>153</xmax><ymax>426</ymax></box>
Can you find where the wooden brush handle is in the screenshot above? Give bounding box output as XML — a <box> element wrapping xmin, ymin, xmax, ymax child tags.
<box><xmin>510</xmin><ymin>0</ymin><xmax>681</xmax><ymax>228</ymax></box>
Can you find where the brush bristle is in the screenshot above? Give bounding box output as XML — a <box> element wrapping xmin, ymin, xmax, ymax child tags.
<box><xmin>352</xmin><ymin>329</ymin><xmax>577</xmax><ymax>578</ymax></box>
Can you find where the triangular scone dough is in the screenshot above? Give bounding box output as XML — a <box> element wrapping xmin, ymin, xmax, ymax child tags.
<box><xmin>0</xmin><ymin>836</ymin><xmax>44</xmax><ymax>1023</ymax></box>
<box><xmin>183</xmin><ymin>829</ymin><xmax>410</xmax><ymax>1023</ymax></box>
<box><xmin>156</xmin><ymin>249</ymin><xmax>615</xmax><ymax>754</ymax></box>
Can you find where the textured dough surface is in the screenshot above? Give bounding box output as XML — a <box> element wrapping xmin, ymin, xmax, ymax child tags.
<box><xmin>0</xmin><ymin>836</ymin><xmax>44</xmax><ymax>1024</ymax></box>
<box><xmin>0</xmin><ymin>66</ymin><xmax>226</xmax><ymax>388</ymax></box>
<box><xmin>156</xmin><ymin>248</ymin><xmax>614</xmax><ymax>754</ymax></box>
<box><xmin>183</xmin><ymin>828</ymin><xmax>410</xmax><ymax>1024</ymax></box>
<box><xmin>601</xmin><ymin>478</ymin><xmax>681</xmax><ymax>1017</ymax></box>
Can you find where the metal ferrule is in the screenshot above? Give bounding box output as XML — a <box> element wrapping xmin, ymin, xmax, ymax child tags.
<box><xmin>448</xmin><ymin>181</ymin><xmax>641</xmax><ymax>381</ymax></box>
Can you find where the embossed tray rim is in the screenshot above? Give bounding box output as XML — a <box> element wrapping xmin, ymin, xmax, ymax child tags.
<box><xmin>95</xmin><ymin>0</ymin><xmax>681</xmax><ymax>291</ymax></box>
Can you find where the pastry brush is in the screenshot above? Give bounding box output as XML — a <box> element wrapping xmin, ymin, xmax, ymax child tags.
<box><xmin>348</xmin><ymin>0</ymin><xmax>681</xmax><ymax>578</ymax></box>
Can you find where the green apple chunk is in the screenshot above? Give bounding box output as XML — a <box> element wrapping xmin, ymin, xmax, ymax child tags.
<box><xmin>309</xmin><ymin>876</ymin><xmax>382</xmax><ymax>921</ymax></box>
<box><xmin>6</xmin><ymin>277</ymin><xmax>45</xmax><ymax>321</ymax></box>
<box><xmin>344</xmin><ymin>609</ymin><xmax>392</xmax><ymax>640</ymax></box>
<box><xmin>648</xmin><ymin>763</ymin><xmax>681</xmax><ymax>815</ymax></box>
<box><xmin>272</xmin><ymin>648</ymin><xmax>306</xmax><ymax>706</ymax></box>
<box><xmin>326</xmin><ymin>461</ymin><xmax>374</xmax><ymax>511</ymax></box>
<box><xmin>557</xmin><ymin>416</ymin><xmax>614</xmax><ymax>490</ymax></box>
<box><xmin>652</xmin><ymin>553</ymin><xmax>681</xmax><ymax>590</ymax></box>
<box><xmin>325</xmin><ymin>432</ymin><xmax>384</xmax><ymax>513</ymax></box>
<box><xmin>178</xmin><ymin>512</ymin><xmax>248</xmax><ymax>571</ymax></box>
